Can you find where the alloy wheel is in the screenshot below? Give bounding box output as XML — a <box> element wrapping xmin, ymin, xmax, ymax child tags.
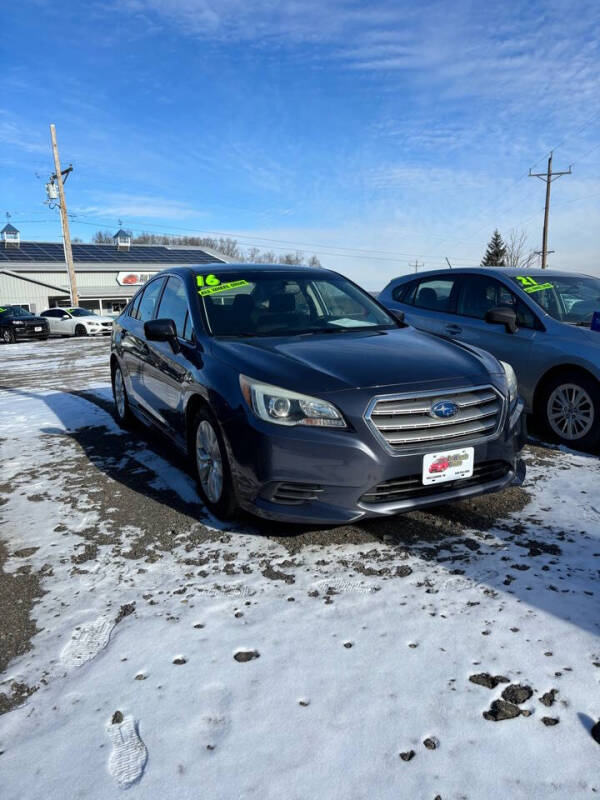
<box><xmin>547</xmin><ymin>382</ymin><xmax>594</xmax><ymax>441</ymax></box>
<box><xmin>195</xmin><ymin>420</ymin><xmax>223</xmax><ymax>503</ymax></box>
<box><xmin>114</xmin><ymin>368</ymin><xmax>126</xmax><ymax>419</ymax></box>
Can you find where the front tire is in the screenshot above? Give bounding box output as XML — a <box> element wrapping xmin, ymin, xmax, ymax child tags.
<box><xmin>540</xmin><ymin>371</ymin><xmax>600</xmax><ymax>450</ymax></box>
<box><xmin>2</xmin><ymin>328</ymin><xmax>16</xmax><ymax>344</ymax></box>
<box><xmin>192</xmin><ymin>407</ymin><xmax>239</xmax><ymax>520</ymax></box>
<box><xmin>112</xmin><ymin>363</ymin><xmax>133</xmax><ymax>427</ymax></box>
<box><xmin>75</xmin><ymin>324</ymin><xmax>87</xmax><ymax>337</ymax></box>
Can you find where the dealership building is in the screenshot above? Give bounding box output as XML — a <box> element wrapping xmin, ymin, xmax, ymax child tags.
<box><xmin>0</xmin><ymin>226</ymin><xmax>228</xmax><ymax>316</ymax></box>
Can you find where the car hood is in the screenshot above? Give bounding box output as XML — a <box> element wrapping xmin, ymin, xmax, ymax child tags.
<box><xmin>213</xmin><ymin>327</ymin><xmax>496</xmax><ymax>394</ymax></box>
<box><xmin>561</xmin><ymin>323</ymin><xmax>600</xmax><ymax>347</ymax></box>
<box><xmin>82</xmin><ymin>316</ymin><xmax>113</xmax><ymax>324</ymax></box>
<box><xmin>5</xmin><ymin>315</ymin><xmax>47</xmax><ymax>324</ymax></box>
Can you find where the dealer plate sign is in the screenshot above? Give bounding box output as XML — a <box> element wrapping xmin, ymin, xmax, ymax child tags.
<box><xmin>422</xmin><ymin>447</ymin><xmax>474</xmax><ymax>486</ymax></box>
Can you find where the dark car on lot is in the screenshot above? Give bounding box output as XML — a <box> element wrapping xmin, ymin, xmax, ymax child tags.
<box><xmin>379</xmin><ymin>267</ymin><xmax>600</xmax><ymax>450</ymax></box>
<box><xmin>110</xmin><ymin>264</ymin><xmax>526</xmax><ymax>524</ymax></box>
<box><xmin>0</xmin><ymin>305</ymin><xmax>49</xmax><ymax>343</ymax></box>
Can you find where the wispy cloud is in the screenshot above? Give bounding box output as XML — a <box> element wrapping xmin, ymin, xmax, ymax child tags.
<box><xmin>74</xmin><ymin>193</ymin><xmax>206</xmax><ymax>220</ymax></box>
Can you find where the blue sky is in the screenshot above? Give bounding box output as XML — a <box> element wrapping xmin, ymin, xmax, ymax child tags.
<box><xmin>1</xmin><ymin>0</ymin><xmax>599</xmax><ymax>284</ymax></box>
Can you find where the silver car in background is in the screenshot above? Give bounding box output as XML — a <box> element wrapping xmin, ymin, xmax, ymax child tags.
<box><xmin>379</xmin><ymin>268</ymin><xmax>600</xmax><ymax>450</ymax></box>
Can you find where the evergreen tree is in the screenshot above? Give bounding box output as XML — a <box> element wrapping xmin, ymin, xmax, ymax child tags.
<box><xmin>481</xmin><ymin>229</ymin><xmax>507</xmax><ymax>266</ymax></box>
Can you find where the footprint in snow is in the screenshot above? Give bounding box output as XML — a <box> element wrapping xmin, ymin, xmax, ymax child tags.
<box><xmin>193</xmin><ymin>684</ymin><xmax>232</xmax><ymax>751</ymax></box>
<box><xmin>107</xmin><ymin>713</ymin><xmax>147</xmax><ymax>789</ymax></box>
<box><xmin>61</xmin><ymin>616</ymin><xmax>114</xmax><ymax>668</ymax></box>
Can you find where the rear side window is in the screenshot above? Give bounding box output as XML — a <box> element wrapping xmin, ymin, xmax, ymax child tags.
<box><xmin>137</xmin><ymin>278</ymin><xmax>166</xmax><ymax>323</ymax></box>
<box><xmin>413</xmin><ymin>278</ymin><xmax>457</xmax><ymax>312</ymax></box>
<box><xmin>392</xmin><ymin>281</ymin><xmax>416</xmax><ymax>303</ymax></box>
<box><xmin>156</xmin><ymin>276</ymin><xmax>189</xmax><ymax>338</ymax></box>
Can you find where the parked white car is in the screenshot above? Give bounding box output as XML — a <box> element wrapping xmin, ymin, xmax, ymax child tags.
<box><xmin>40</xmin><ymin>307</ymin><xmax>114</xmax><ymax>337</ymax></box>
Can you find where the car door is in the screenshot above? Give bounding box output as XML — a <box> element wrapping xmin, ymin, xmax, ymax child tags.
<box><xmin>58</xmin><ymin>310</ymin><xmax>76</xmax><ymax>335</ymax></box>
<box><xmin>140</xmin><ymin>276</ymin><xmax>202</xmax><ymax>440</ymax></box>
<box><xmin>450</xmin><ymin>274</ymin><xmax>539</xmax><ymax>383</ymax></box>
<box><xmin>121</xmin><ymin>277</ymin><xmax>167</xmax><ymax>414</ymax></box>
<box><xmin>40</xmin><ymin>309</ymin><xmax>62</xmax><ymax>334</ymax></box>
<box><xmin>395</xmin><ymin>275</ymin><xmax>461</xmax><ymax>336</ymax></box>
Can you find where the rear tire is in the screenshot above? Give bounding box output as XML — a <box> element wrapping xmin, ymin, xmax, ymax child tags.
<box><xmin>75</xmin><ymin>324</ymin><xmax>87</xmax><ymax>337</ymax></box>
<box><xmin>191</xmin><ymin>407</ymin><xmax>239</xmax><ymax>520</ymax></box>
<box><xmin>2</xmin><ymin>328</ymin><xmax>16</xmax><ymax>344</ymax></box>
<box><xmin>112</xmin><ymin>363</ymin><xmax>133</xmax><ymax>427</ymax></box>
<box><xmin>539</xmin><ymin>371</ymin><xmax>600</xmax><ymax>451</ymax></box>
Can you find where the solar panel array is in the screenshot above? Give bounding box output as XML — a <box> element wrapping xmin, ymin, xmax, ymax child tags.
<box><xmin>0</xmin><ymin>242</ymin><xmax>223</xmax><ymax>264</ymax></box>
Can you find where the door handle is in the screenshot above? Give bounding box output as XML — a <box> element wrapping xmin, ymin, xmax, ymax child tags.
<box><xmin>445</xmin><ymin>323</ymin><xmax>462</xmax><ymax>334</ymax></box>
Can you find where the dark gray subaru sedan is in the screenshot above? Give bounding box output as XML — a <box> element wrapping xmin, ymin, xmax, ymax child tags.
<box><xmin>110</xmin><ymin>264</ymin><xmax>526</xmax><ymax>524</ymax></box>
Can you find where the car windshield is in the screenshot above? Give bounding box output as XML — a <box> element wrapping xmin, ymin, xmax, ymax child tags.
<box><xmin>67</xmin><ymin>308</ymin><xmax>97</xmax><ymax>317</ymax></box>
<box><xmin>196</xmin><ymin>270</ymin><xmax>398</xmax><ymax>337</ymax></box>
<box><xmin>511</xmin><ymin>275</ymin><xmax>600</xmax><ymax>326</ymax></box>
<box><xmin>0</xmin><ymin>305</ymin><xmax>33</xmax><ymax>317</ymax></box>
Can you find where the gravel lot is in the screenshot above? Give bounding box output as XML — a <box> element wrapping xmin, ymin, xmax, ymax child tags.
<box><xmin>0</xmin><ymin>337</ymin><xmax>599</xmax><ymax>799</ymax></box>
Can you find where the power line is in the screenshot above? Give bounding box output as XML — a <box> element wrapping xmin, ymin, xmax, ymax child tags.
<box><xmin>11</xmin><ymin>214</ymin><xmax>486</xmax><ymax>265</ymax></box>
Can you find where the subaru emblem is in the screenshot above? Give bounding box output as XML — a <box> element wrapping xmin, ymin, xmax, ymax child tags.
<box><xmin>430</xmin><ymin>400</ymin><xmax>459</xmax><ymax>419</ymax></box>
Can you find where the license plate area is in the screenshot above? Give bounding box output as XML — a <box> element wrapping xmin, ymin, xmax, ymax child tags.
<box><xmin>35</xmin><ymin>326</ymin><xmax>42</xmax><ymax>332</ymax></box>
<box><xmin>422</xmin><ymin>447</ymin><xmax>474</xmax><ymax>485</ymax></box>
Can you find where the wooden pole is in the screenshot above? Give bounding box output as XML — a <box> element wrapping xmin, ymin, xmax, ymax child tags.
<box><xmin>540</xmin><ymin>152</ymin><xmax>552</xmax><ymax>270</ymax></box>
<box><xmin>50</xmin><ymin>124</ymin><xmax>79</xmax><ymax>305</ymax></box>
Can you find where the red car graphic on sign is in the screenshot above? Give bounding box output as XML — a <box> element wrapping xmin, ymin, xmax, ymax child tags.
<box><xmin>429</xmin><ymin>457</ymin><xmax>450</xmax><ymax>474</ymax></box>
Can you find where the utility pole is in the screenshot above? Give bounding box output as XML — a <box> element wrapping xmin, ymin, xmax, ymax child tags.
<box><xmin>529</xmin><ymin>151</ymin><xmax>571</xmax><ymax>269</ymax></box>
<box><xmin>49</xmin><ymin>124</ymin><xmax>78</xmax><ymax>305</ymax></box>
<box><xmin>409</xmin><ymin>259</ymin><xmax>424</xmax><ymax>273</ymax></box>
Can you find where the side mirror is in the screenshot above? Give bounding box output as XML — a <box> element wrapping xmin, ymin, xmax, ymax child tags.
<box><xmin>144</xmin><ymin>318</ymin><xmax>180</xmax><ymax>352</ymax></box>
<box><xmin>485</xmin><ymin>306</ymin><xmax>517</xmax><ymax>334</ymax></box>
<box><xmin>390</xmin><ymin>309</ymin><xmax>406</xmax><ymax>324</ymax></box>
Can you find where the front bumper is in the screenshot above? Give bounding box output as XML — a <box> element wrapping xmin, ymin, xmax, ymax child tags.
<box><xmin>13</xmin><ymin>325</ymin><xmax>49</xmax><ymax>339</ymax></box>
<box><xmin>222</xmin><ymin>397</ymin><xmax>527</xmax><ymax>524</ymax></box>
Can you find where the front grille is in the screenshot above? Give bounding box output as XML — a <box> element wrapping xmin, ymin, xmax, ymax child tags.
<box><xmin>365</xmin><ymin>385</ymin><xmax>504</xmax><ymax>452</ymax></box>
<box><xmin>268</xmin><ymin>482</ymin><xmax>324</xmax><ymax>505</ymax></box>
<box><xmin>360</xmin><ymin>460</ymin><xmax>511</xmax><ymax>504</ymax></box>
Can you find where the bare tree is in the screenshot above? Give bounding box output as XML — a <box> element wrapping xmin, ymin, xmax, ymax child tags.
<box><xmin>505</xmin><ymin>229</ymin><xmax>539</xmax><ymax>269</ymax></box>
<box><xmin>246</xmin><ymin>247</ymin><xmax>262</xmax><ymax>262</ymax></box>
<box><xmin>90</xmin><ymin>230</ymin><xmax>321</xmax><ymax>265</ymax></box>
<box><xmin>92</xmin><ymin>230</ymin><xmax>114</xmax><ymax>243</ymax></box>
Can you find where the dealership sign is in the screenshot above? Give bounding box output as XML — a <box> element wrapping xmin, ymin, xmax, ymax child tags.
<box><xmin>116</xmin><ymin>271</ymin><xmax>159</xmax><ymax>286</ymax></box>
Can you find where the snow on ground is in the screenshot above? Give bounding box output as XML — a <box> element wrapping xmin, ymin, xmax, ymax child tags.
<box><xmin>0</xmin><ymin>339</ymin><xmax>599</xmax><ymax>799</ymax></box>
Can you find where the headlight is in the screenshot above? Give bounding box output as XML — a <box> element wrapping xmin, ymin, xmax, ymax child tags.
<box><xmin>500</xmin><ymin>360</ymin><xmax>518</xmax><ymax>407</ymax></box>
<box><xmin>13</xmin><ymin>320</ymin><xmax>24</xmax><ymax>325</ymax></box>
<box><xmin>240</xmin><ymin>375</ymin><xmax>346</xmax><ymax>428</ymax></box>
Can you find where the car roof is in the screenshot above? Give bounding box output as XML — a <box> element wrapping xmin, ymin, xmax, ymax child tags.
<box><xmin>390</xmin><ymin>266</ymin><xmax>595</xmax><ymax>281</ymax></box>
<box><xmin>161</xmin><ymin>263</ymin><xmax>333</xmax><ymax>279</ymax></box>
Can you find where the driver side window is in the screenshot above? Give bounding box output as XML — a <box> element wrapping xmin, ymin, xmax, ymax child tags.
<box><xmin>457</xmin><ymin>276</ymin><xmax>535</xmax><ymax>329</ymax></box>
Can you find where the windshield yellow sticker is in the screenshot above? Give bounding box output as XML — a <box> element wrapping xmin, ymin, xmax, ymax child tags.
<box><xmin>196</xmin><ymin>274</ymin><xmax>221</xmax><ymax>288</ymax></box>
<box><xmin>516</xmin><ymin>276</ymin><xmax>554</xmax><ymax>294</ymax></box>
<box><xmin>197</xmin><ymin>276</ymin><xmax>249</xmax><ymax>296</ymax></box>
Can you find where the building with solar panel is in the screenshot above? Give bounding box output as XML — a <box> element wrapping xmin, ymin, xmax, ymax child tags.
<box><xmin>0</xmin><ymin>226</ymin><xmax>229</xmax><ymax>316</ymax></box>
